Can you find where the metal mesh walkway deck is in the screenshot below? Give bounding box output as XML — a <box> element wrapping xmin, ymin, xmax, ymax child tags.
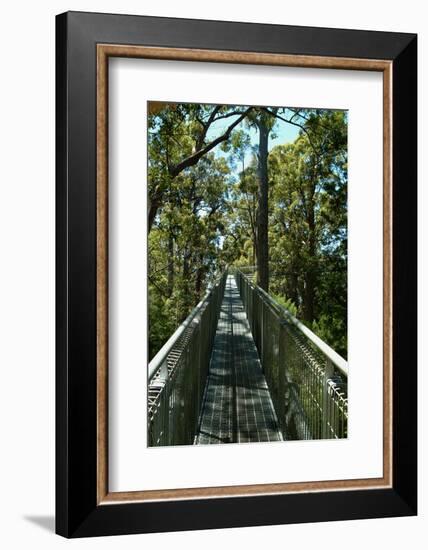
<box><xmin>195</xmin><ymin>275</ymin><xmax>283</xmax><ymax>444</ymax></box>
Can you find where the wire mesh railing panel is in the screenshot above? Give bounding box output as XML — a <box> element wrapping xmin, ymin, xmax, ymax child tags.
<box><xmin>148</xmin><ymin>273</ymin><xmax>227</xmax><ymax>446</ymax></box>
<box><xmin>235</xmin><ymin>269</ymin><xmax>348</xmax><ymax>441</ymax></box>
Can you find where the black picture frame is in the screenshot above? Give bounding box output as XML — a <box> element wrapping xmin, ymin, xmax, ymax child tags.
<box><xmin>56</xmin><ymin>11</ymin><xmax>417</xmax><ymax>538</ymax></box>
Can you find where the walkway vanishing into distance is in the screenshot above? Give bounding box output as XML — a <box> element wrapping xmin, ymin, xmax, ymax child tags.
<box><xmin>147</xmin><ymin>268</ymin><xmax>348</xmax><ymax>447</ymax></box>
<box><xmin>195</xmin><ymin>276</ymin><xmax>282</xmax><ymax>444</ymax></box>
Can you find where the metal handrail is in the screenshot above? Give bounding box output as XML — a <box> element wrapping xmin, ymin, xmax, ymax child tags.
<box><xmin>235</xmin><ymin>268</ymin><xmax>348</xmax><ymax>440</ymax></box>
<box><xmin>246</xmin><ymin>277</ymin><xmax>348</xmax><ymax>377</ymax></box>
<box><xmin>148</xmin><ymin>272</ymin><xmax>227</xmax><ymax>446</ymax></box>
<box><xmin>149</xmin><ymin>292</ymin><xmax>212</xmax><ymax>382</ymax></box>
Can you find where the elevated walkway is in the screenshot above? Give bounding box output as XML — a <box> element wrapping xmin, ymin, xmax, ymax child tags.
<box><xmin>148</xmin><ymin>269</ymin><xmax>348</xmax><ymax>447</ymax></box>
<box><xmin>195</xmin><ymin>275</ymin><xmax>282</xmax><ymax>444</ymax></box>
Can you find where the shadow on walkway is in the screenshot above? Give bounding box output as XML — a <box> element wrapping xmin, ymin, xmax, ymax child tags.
<box><xmin>195</xmin><ymin>275</ymin><xmax>282</xmax><ymax>445</ymax></box>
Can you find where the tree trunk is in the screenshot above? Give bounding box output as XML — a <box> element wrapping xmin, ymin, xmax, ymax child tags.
<box><xmin>195</xmin><ymin>253</ymin><xmax>204</xmax><ymax>299</ymax></box>
<box><xmin>303</xmin><ymin>271</ymin><xmax>315</xmax><ymax>323</ymax></box>
<box><xmin>303</xmin><ymin>191</ymin><xmax>316</xmax><ymax>323</ymax></box>
<box><xmin>180</xmin><ymin>251</ymin><xmax>191</xmax><ymax>321</ymax></box>
<box><xmin>148</xmin><ymin>197</ymin><xmax>160</xmax><ymax>233</ymax></box>
<box><xmin>288</xmin><ymin>268</ymin><xmax>299</xmax><ymax>307</ymax></box>
<box><xmin>167</xmin><ymin>233</ymin><xmax>174</xmax><ymax>297</ymax></box>
<box><xmin>256</xmin><ymin>117</ymin><xmax>269</xmax><ymax>291</ymax></box>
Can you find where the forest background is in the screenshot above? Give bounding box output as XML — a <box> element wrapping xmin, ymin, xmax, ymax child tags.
<box><xmin>148</xmin><ymin>102</ymin><xmax>348</xmax><ymax>359</ymax></box>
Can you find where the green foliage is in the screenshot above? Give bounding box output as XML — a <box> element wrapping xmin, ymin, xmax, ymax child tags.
<box><xmin>147</xmin><ymin>102</ymin><xmax>348</xmax><ymax>360</ymax></box>
<box><xmin>271</xmin><ymin>293</ymin><xmax>299</xmax><ymax>317</ymax></box>
<box><xmin>267</xmin><ymin>110</ymin><xmax>348</xmax><ymax>357</ymax></box>
<box><xmin>148</xmin><ymin>290</ymin><xmax>176</xmax><ymax>360</ymax></box>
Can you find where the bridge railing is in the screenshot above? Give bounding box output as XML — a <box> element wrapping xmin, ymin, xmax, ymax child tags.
<box><xmin>235</xmin><ymin>269</ymin><xmax>348</xmax><ymax>440</ymax></box>
<box><xmin>148</xmin><ymin>272</ymin><xmax>227</xmax><ymax>446</ymax></box>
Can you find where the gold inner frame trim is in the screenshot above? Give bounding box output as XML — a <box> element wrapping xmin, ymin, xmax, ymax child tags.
<box><xmin>96</xmin><ymin>43</ymin><xmax>393</xmax><ymax>504</ymax></box>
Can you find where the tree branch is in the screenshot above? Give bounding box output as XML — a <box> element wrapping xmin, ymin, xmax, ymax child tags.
<box><xmin>196</xmin><ymin>105</ymin><xmax>222</xmax><ymax>150</ymax></box>
<box><xmin>261</xmin><ymin>107</ymin><xmax>320</xmax><ymax>155</ymax></box>
<box><xmin>169</xmin><ymin>107</ymin><xmax>253</xmax><ymax>178</ymax></box>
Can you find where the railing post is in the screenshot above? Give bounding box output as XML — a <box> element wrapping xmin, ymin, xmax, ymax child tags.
<box><xmin>277</xmin><ymin>319</ymin><xmax>288</xmax><ymax>436</ymax></box>
<box><xmin>152</xmin><ymin>357</ymin><xmax>170</xmax><ymax>444</ymax></box>
<box><xmin>260</xmin><ymin>297</ymin><xmax>264</xmax><ymax>367</ymax></box>
<box><xmin>322</xmin><ymin>358</ymin><xmax>334</xmax><ymax>438</ymax></box>
<box><xmin>158</xmin><ymin>358</ymin><xmax>168</xmax><ymax>384</ymax></box>
<box><xmin>148</xmin><ymin>271</ymin><xmax>229</xmax><ymax>447</ymax></box>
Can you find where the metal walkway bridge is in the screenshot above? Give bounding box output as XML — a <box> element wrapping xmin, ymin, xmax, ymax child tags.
<box><xmin>196</xmin><ymin>275</ymin><xmax>282</xmax><ymax>444</ymax></box>
<box><xmin>148</xmin><ymin>269</ymin><xmax>348</xmax><ymax>447</ymax></box>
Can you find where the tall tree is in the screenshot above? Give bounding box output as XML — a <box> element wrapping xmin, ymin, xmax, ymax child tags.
<box><xmin>255</xmin><ymin>111</ymin><xmax>271</xmax><ymax>291</ymax></box>
<box><xmin>148</xmin><ymin>102</ymin><xmax>348</xmax><ymax>359</ymax></box>
<box><xmin>148</xmin><ymin>103</ymin><xmax>252</xmax><ymax>232</ymax></box>
<box><xmin>268</xmin><ymin>109</ymin><xmax>347</xmax><ymax>354</ymax></box>
<box><xmin>148</xmin><ymin>151</ymin><xmax>230</xmax><ymax>357</ymax></box>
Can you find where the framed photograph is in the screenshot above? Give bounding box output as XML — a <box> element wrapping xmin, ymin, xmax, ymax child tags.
<box><xmin>56</xmin><ymin>11</ymin><xmax>417</xmax><ymax>537</ymax></box>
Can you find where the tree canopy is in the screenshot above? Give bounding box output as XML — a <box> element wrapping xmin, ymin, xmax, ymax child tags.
<box><xmin>148</xmin><ymin>103</ymin><xmax>348</xmax><ymax>360</ymax></box>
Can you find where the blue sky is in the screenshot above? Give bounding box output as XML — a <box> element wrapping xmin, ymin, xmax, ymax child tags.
<box><xmin>269</xmin><ymin>121</ymin><xmax>300</xmax><ymax>148</ymax></box>
<box><xmin>203</xmin><ymin>112</ymin><xmax>301</xmax><ymax>246</ymax></box>
<box><xmin>206</xmin><ymin>112</ymin><xmax>300</xmax><ymax>167</ymax></box>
